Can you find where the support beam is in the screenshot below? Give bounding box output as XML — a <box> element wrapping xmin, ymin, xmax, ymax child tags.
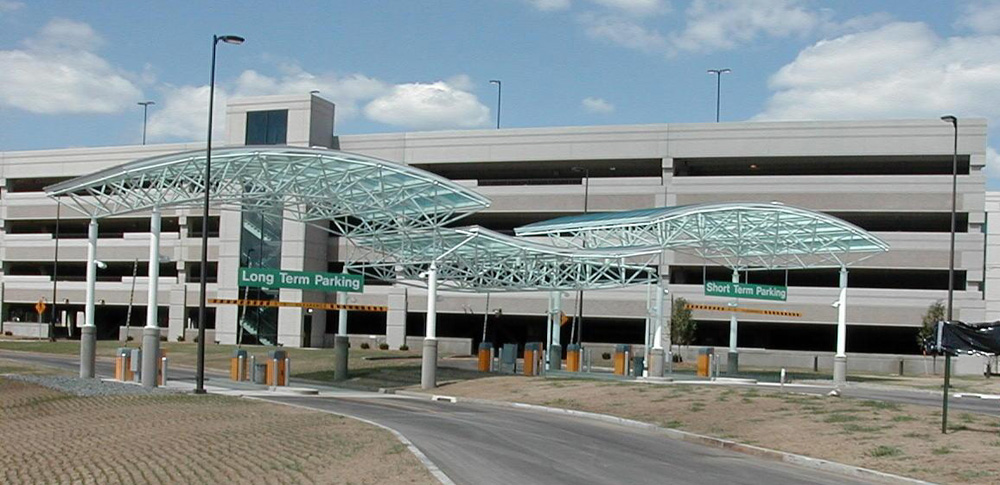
<box><xmin>650</xmin><ymin>273</ymin><xmax>666</xmax><ymax>377</ymax></box>
<box><xmin>421</xmin><ymin>262</ymin><xmax>438</xmax><ymax>389</ymax></box>
<box><xmin>549</xmin><ymin>291</ymin><xmax>562</xmax><ymax>371</ymax></box>
<box><xmin>833</xmin><ymin>266</ymin><xmax>849</xmax><ymax>384</ymax></box>
<box><xmin>80</xmin><ymin>219</ymin><xmax>98</xmax><ymax>378</ymax></box>
<box><xmin>142</xmin><ymin>208</ymin><xmax>162</xmax><ymax>387</ymax></box>
<box><xmin>727</xmin><ymin>269</ymin><xmax>739</xmax><ymax>374</ymax></box>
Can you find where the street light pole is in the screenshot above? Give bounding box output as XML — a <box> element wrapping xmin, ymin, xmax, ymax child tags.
<box><xmin>196</xmin><ymin>34</ymin><xmax>244</xmax><ymax>394</ymax></box>
<box><xmin>138</xmin><ymin>101</ymin><xmax>155</xmax><ymax>145</ymax></box>
<box><xmin>489</xmin><ymin>80</ymin><xmax>501</xmax><ymax>129</ymax></box>
<box><xmin>572</xmin><ymin>166</ymin><xmax>590</xmax><ymax>345</ymax></box>
<box><xmin>940</xmin><ymin>114</ymin><xmax>958</xmax><ymax>433</ymax></box>
<box><xmin>706</xmin><ymin>69</ymin><xmax>731</xmax><ymax>123</ymax></box>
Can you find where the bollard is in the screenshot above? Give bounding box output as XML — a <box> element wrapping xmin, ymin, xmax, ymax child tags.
<box><xmin>613</xmin><ymin>344</ymin><xmax>629</xmax><ymax>376</ymax></box>
<box><xmin>115</xmin><ymin>348</ymin><xmax>131</xmax><ymax>381</ymax></box>
<box><xmin>272</xmin><ymin>358</ymin><xmax>279</xmax><ymax>386</ymax></box>
<box><xmin>231</xmin><ymin>349</ymin><xmax>248</xmax><ymax>381</ymax></box>
<box><xmin>249</xmin><ymin>355</ymin><xmax>256</xmax><ymax>382</ymax></box>
<box><xmin>284</xmin><ymin>358</ymin><xmax>291</xmax><ymax>387</ymax></box>
<box><xmin>566</xmin><ymin>344</ymin><xmax>581</xmax><ymax>372</ymax></box>
<box><xmin>780</xmin><ymin>368</ymin><xmax>786</xmax><ymax>390</ymax></box>
<box><xmin>477</xmin><ymin>342</ymin><xmax>493</xmax><ymax>372</ymax></box>
<box><xmin>161</xmin><ymin>356</ymin><xmax>168</xmax><ymax>386</ymax></box>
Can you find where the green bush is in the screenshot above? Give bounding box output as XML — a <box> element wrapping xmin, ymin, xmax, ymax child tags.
<box><xmin>378</xmin><ymin>343</ymin><xmax>389</xmax><ymax>350</ymax></box>
<box><xmin>360</xmin><ymin>342</ymin><xmax>370</xmax><ymax>349</ymax></box>
<box><xmin>399</xmin><ymin>344</ymin><xmax>409</xmax><ymax>351</ymax></box>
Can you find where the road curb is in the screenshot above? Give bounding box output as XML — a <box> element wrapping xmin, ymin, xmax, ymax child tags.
<box><xmin>247</xmin><ymin>396</ymin><xmax>456</xmax><ymax>485</ymax></box>
<box><xmin>394</xmin><ymin>390</ymin><xmax>930</xmax><ymax>485</ymax></box>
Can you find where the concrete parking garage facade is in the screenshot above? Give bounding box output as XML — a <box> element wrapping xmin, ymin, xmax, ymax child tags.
<box><xmin>0</xmin><ymin>93</ymin><xmax>991</xmax><ymax>358</ymax></box>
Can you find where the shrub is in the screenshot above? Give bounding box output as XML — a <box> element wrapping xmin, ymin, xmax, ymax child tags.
<box><xmin>378</xmin><ymin>343</ymin><xmax>389</xmax><ymax>350</ymax></box>
<box><xmin>176</xmin><ymin>335</ymin><xmax>185</xmax><ymax>342</ymax></box>
<box><xmin>159</xmin><ymin>336</ymin><xmax>167</xmax><ymax>342</ymax></box>
<box><xmin>399</xmin><ymin>344</ymin><xmax>409</xmax><ymax>351</ymax></box>
<box><xmin>360</xmin><ymin>342</ymin><xmax>370</xmax><ymax>349</ymax></box>
<box><xmin>3</xmin><ymin>331</ymin><xmax>11</xmax><ymax>336</ymax></box>
<box><xmin>126</xmin><ymin>336</ymin><xmax>134</xmax><ymax>342</ymax></box>
<box><xmin>601</xmin><ymin>352</ymin><xmax>612</xmax><ymax>360</ymax></box>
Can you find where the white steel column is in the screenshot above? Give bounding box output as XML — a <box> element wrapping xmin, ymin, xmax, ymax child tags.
<box><xmin>141</xmin><ymin>208</ymin><xmax>162</xmax><ymax>387</ymax></box>
<box><xmin>337</xmin><ymin>291</ymin><xmax>348</xmax><ymax>334</ymax></box>
<box><xmin>80</xmin><ymin>218</ymin><xmax>98</xmax><ymax>378</ymax></box>
<box><xmin>649</xmin><ymin>262</ymin><xmax>667</xmax><ymax>377</ymax></box>
<box><xmin>421</xmin><ymin>262</ymin><xmax>439</xmax><ymax>389</ymax></box>
<box><xmin>549</xmin><ymin>291</ymin><xmax>562</xmax><ymax>370</ymax></box>
<box><xmin>333</xmin><ymin>289</ymin><xmax>350</xmax><ymax>381</ymax></box>
<box><xmin>727</xmin><ymin>269</ymin><xmax>739</xmax><ymax>374</ymax></box>
<box><xmin>833</xmin><ymin>266</ymin><xmax>849</xmax><ymax>384</ymax></box>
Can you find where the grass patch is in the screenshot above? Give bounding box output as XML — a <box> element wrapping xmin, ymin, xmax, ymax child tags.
<box><xmin>663</xmin><ymin>419</ymin><xmax>683</xmax><ymax>429</ymax></box>
<box><xmin>843</xmin><ymin>423</ymin><xmax>885</xmax><ymax>433</ymax></box>
<box><xmin>891</xmin><ymin>415</ymin><xmax>916</xmax><ymax>422</ymax></box>
<box><xmin>858</xmin><ymin>400</ymin><xmax>901</xmax><ymax>411</ymax></box>
<box><xmin>931</xmin><ymin>446</ymin><xmax>955</xmax><ymax>455</ymax></box>
<box><xmin>689</xmin><ymin>402</ymin><xmax>705</xmax><ymax>412</ymax></box>
<box><xmin>867</xmin><ymin>445</ymin><xmax>903</xmax><ymax>458</ymax></box>
<box><xmin>823</xmin><ymin>413</ymin><xmax>861</xmax><ymax>423</ymax></box>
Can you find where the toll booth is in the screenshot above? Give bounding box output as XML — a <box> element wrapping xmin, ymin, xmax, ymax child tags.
<box><xmin>477</xmin><ymin>342</ymin><xmax>493</xmax><ymax>372</ymax></box>
<box><xmin>524</xmin><ymin>342</ymin><xmax>543</xmax><ymax>376</ymax></box>
<box><xmin>231</xmin><ymin>349</ymin><xmax>248</xmax><ymax>381</ymax></box>
<box><xmin>566</xmin><ymin>344</ymin><xmax>581</xmax><ymax>372</ymax></box>
<box><xmin>265</xmin><ymin>350</ymin><xmax>287</xmax><ymax>386</ymax></box>
<box><xmin>613</xmin><ymin>344</ymin><xmax>629</xmax><ymax>376</ymax></box>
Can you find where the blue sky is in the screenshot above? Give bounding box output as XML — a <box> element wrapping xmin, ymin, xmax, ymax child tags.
<box><xmin>0</xmin><ymin>1</ymin><xmax>998</xmax><ymax>184</ymax></box>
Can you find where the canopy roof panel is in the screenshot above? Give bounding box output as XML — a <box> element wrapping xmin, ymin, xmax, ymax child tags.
<box><xmin>45</xmin><ymin>146</ymin><xmax>490</xmax><ymax>235</ymax></box>
<box><xmin>348</xmin><ymin>226</ymin><xmax>659</xmax><ymax>292</ymax></box>
<box><xmin>515</xmin><ymin>202</ymin><xmax>889</xmax><ymax>270</ymax></box>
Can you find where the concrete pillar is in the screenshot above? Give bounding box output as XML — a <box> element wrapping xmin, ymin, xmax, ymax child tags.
<box><xmin>649</xmin><ymin>273</ymin><xmax>666</xmax><ymax>377</ymax></box>
<box><xmin>386</xmin><ymin>287</ymin><xmax>408</xmax><ymax>348</ymax></box>
<box><xmin>727</xmin><ymin>269</ymin><xmax>739</xmax><ymax>374</ymax></box>
<box><xmin>81</xmin><ymin>218</ymin><xmax>98</xmax><ymax>378</ymax></box>
<box><xmin>142</xmin><ymin>208</ymin><xmax>161</xmax><ymax>388</ymax></box>
<box><xmin>421</xmin><ymin>262</ymin><xmax>438</xmax><ymax>390</ymax></box>
<box><xmin>333</xmin><ymin>291</ymin><xmax>349</xmax><ymax>381</ymax></box>
<box><xmin>548</xmin><ymin>291</ymin><xmax>562</xmax><ymax>371</ymax></box>
<box><xmin>833</xmin><ymin>266</ymin><xmax>849</xmax><ymax>384</ymax></box>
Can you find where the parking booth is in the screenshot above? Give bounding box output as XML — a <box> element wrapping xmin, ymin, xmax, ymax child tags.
<box><xmin>265</xmin><ymin>350</ymin><xmax>287</xmax><ymax>386</ymax></box>
<box><xmin>697</xmin><ymin>347</ymin><xmax>711</xmax><ymax>377</ymax></box>
<box><xmin>115</xmin><ymin>347</ymin><xmax>132</xmax><ymax>381</ymax></box>
<box><xmin>477</xmin><ymin>342</ymin><xmax>493</xmax><ymax>372</ymax></box>
<box><xmin>613</xmin><ymin>344</ymin><xmax>629</xmax><ymax>376</ymax></box>
<box><xmin>566</xmin><ymin>344</ymin><xmax>581</xmax><ymax>372</ymax></box>
<box><xmin>523</xmin><ymin>342</ymin><xmax>542</xmax><ymax>376</ymax></box>
<box><xmin>231</xmin><ymin>349</ymin><xmax>248</xmax><ymax>381</ymax></box>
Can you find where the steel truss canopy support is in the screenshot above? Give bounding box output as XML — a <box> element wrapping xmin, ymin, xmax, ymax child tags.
<box><xmin>350</xmin><ymin>225</ymin><xmax>660</xmax><ymax>292</ymax></box>
<box><xmin>45</xmin><ymin>147</ymin><xmax>490</xmax><ymax>236</ymax></box>
<box><xmin>515</xmin><ymin>202</ymin><xmax>889</xmax><ymax>270</ymax></box>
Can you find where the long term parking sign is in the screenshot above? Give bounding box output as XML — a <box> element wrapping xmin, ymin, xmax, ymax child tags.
<box><xmin>238</xmin><ymin>267</ymin><xmax>364</xmax><ymax>293</ymax></box>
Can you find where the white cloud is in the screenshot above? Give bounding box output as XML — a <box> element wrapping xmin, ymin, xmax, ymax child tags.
<box><xmin>578</xmin><ymin>12</ymin><xmax>668</xmax><ymax>52</ymax></box>
<box><xmin>668</xmin><ymin>0</ymin><xmax>820</xmax><ymax>54</ymax></box>
<box><xmin>987</xmin><ymin>146</ymin><xmax>1000</xmax><ymax>181</ymax></box>
<box><xmin>364</xmin><ymin>79</ymin><xmax>490</xmax><ymax>130</ymax></box>
<box><xmin>582</xmin><ymin>97</ymin><xmax>615</xmax><ymax>113</ymax></box>
<box><xmin>589</xmin><ymin>0</ymin><xmax>668</xmax><ymax>16</ymax></box>
<box><xmin>756</xmin><ymin>22</ymin><xmax>1000</xmax><ymax>121</ymax></box>
<box><xmin>145</xmin><ymin>84</ymin><xmax>225</xmax><ymax>141</ymax></box>
<box><xmin>956</xmin><ymin>1</ymin><xmax>1000</xmax><ymax>34</ymax></box>
<box><xmin>0</xmin><ymin>19</ymin><xmax>142</xmax><ymax>114</ymax></box>
<box><xmin>0</xmin><ymin>0</ymin><xmax>23</xmax><ymax>13</ymax></box>
<box><xmin>526</xmin><ymin>0</ymin><xmax>571</xmax><ymax>11</ymax></box>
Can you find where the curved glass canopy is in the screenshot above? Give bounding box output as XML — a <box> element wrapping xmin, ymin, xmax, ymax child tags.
<box><xmin>45</xmin><ymin>146</ymin><xmax>490</xmax><ymax>236</ymax></box>
<box><xmin>515</xmin><ymin>202</ymin><xmax>889</xmax><ymax>270</ymax></box>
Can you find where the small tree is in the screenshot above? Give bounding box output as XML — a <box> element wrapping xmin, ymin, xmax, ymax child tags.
<box><xmin>917</xmin><ymin>300</ymin><xmax>945</xmax><ymax>352</ymax></box>
<box><xmin>671</xmin><ymin>296</ymin><xmax>697</xmax><ymax>346</ymax></box>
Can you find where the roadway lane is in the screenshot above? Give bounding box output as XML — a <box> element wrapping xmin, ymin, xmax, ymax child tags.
<box><xmin>263</xmin><ymin>394</ymin><xmax>872</xmax><ymax>485</ymax></box>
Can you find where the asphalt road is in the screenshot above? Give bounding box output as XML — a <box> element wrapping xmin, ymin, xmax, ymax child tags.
<box><xmin>263</xmin><ymin>394</ymin><xmax>872</xmax><ymax>485</ymax></box>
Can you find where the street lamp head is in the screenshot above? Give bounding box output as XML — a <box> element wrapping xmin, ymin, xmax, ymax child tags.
<box><xmin>216</xmin><ymin>35</ymin><xmax>245</xmax><ymax>45</ymax></box>
<box><xmin>707</xmin><ymin>68</ymin><xmax>731</xmax><ymax>75</ymax></box>
<box><xmin>489</xmin><ymin>79</ymin><xmax>500</xmax><ymax>85</ymax></box>
<box><xmin>138</xmin><ymin>101</ymin><xmax>155</xmax><ymax>107</ymax></box>
<box><xmin>941</xmin><ymin>115</ymin><xmax>957</xmax><ymax>126</ymax></box>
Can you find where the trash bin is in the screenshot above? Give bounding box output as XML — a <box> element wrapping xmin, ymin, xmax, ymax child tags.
<box><xmin>501</xmin><ymin>343</ymin><xmax>518</xmax><ymax>373</ymax></box>
<box><xmin>631</xmin><ymin>355</ymin><xmax>644</xmax><ymax>378</ymax></box>
<box><xmin>477</xmin><ymin>342</ymin><xmax>493</xmax><ymax>372</ymax></box>
<box><xmin>697</xmin><ymin>347</ymin><xmax>711</xmax><ymax>377</ymax></box>
<box><xmin>253</xmin><ymin>363</ymin><xmax>266</xmax><ymax>384</ymax></box>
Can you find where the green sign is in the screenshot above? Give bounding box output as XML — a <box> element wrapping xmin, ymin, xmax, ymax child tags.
<box><xmin>704</xmin><ymin>280</ymin><xmax>787</xmax><ymax>301</ymax></box>
<box><xmin>238</xmin><ymin>267</ymin><xmax>364</xmax><ymax>293</ymax></box>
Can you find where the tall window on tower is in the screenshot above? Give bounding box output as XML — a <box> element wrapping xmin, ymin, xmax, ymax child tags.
<box><xmin>245</xmin><ymin>109</ymin><xmax>288</xmax><ymax>145</ymax></box>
